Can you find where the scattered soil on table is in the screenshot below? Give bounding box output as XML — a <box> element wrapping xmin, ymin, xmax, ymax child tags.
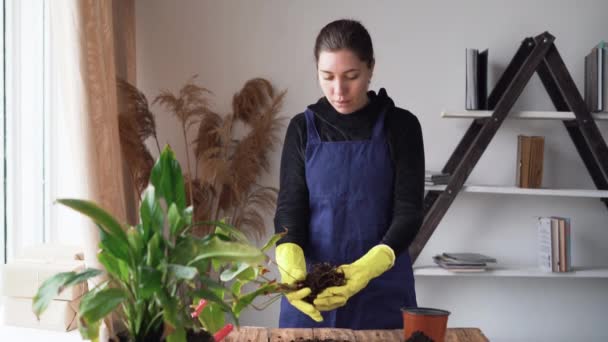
<box><xmin>293</xmin><ymin>262</ymin><xmax>346</xmax><ymax>304</ymax></box>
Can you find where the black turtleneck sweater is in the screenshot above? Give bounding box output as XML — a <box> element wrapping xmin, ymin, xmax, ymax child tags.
<box><xmin>274</xmin><ymin>89</ymin><xmax>425</xmax><ymax>256</ymax></box>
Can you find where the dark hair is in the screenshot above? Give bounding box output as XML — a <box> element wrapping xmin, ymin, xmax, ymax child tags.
<box><xmin>314</xmin><ymin>19</ymin><xmax>374</xmax><ymax>68</ymax></box>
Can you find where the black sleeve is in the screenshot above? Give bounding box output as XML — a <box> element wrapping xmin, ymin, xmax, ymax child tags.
<box><xmin>381</xmin><ymin>111</ymin><xmax>425</xmax><ymax>256</ymax></box>
<box><xmin>274</xmin><ymin>114</ymin><xmax>310</xmax><ymax>247</ymax></box>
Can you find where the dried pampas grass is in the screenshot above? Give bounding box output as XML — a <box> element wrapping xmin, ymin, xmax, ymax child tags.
<box><xmin>117</xmin><ymin>76</ymin><xmax>286</xmax><ymax>239</ymax></box>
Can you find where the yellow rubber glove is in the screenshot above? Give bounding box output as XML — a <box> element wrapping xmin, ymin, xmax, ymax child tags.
<box><xmin>275</xmin><ymin>243</ymin><xmax>323</xmax><ymax>322</ymax></box>
<box><xmin>313</xmin><ymin>244</ymin><xmax>395</xmax><ymax>311</ymax></box>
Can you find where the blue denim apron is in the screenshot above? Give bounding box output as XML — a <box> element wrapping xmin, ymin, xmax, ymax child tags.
<box><xmin>279</xmin><ymin>108</ymin><xmax>417</xmax><ymax>329</ymax></box>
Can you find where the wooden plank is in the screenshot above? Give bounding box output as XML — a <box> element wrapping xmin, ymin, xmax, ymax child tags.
<box><xmin>313</xmin><ymin>328</ymin><xmax>357</xmax><ymax>341</ymax></box>
<box><xmin>269</xmin><ymin>328</ymin><xmax>314</xmax><ymax>342</ymax></box>
<box><xmin>445</xmin><ymin>328</ymin><xmax>489</xmax><ymax>342</ymax></box>
<box><xmin>224</xmin><ymin>326</ymin><xmax>269</xmax><ymax>342</ymax></box>
<box><xmin>352</xmin><ymin>329</ymin><xmax>402</xmax><ymax>341</ymax></box>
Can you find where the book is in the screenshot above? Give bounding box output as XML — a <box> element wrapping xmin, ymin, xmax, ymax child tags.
<box><xmin>432</xmin><ymin>255</ymin><xmax>487</xmax><ymax>272</ymax></box>
<box><xmin>465</xmin><ymin>48</ymin><xmax>488</xmax><ymax>110</ymax></box>
<box><xmin>559</xmin><ymin>218</ymin><xmax>567</xmax><ymax>272</ymax></box>
<box><xmin>585</xmin><ymin>46</ymin><xmax>601</xmax><ymax>112</ymax></box>
<box><xmin>550</xmin><ymin>217</ymin><xmax>561</xmax><ymax>272</ymax></box>
<box><xmin>565</xmin><ymin>217</ymin><xmax>571</xmax><ymax>272</ymax></box>
<box><xmin>516</xmin><ymin>135</ymin><xmax>544</xmax><ymax>188</ymax></box>
<box><xmin>529</xmin><ymin>136</ymin><xmax>545</xmax><ymax>188</ymax></box>
<box><xmin>441</xmin><ymin>252</ymin><xmax>497</xmax><ymax>263</ymax></box>
<box><xmin>599</xmin><ymin>42</ymin><xmax>604</xmax><ymax>111</ymax></box>
<box><xmin>598</xmin><ymin>41</ymin><xmax>608</xmax><ymax>111</ymax></box>
<box><xmin>425</xmin><ymin>170</ymin><xmax>450</xmax><ymax>185</ymax></box>
<box><xmin>517</xmin><ymin>135</ymin><xmax>532</xmax><ymax>187</ymax></box>
<box><xmin>537</xmin><ymin>217</ymin><xmax>553</xmax><ymax>272</ymax></box>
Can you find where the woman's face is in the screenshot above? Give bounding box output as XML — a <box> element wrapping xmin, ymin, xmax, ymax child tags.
<box><xmin>317</xmin><ymin>49</ymin><xmax>373</xmax><ymax>114</ymax></box>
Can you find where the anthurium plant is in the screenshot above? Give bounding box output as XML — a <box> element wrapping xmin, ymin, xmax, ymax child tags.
<box><xmin>33</xmin><ymin>146</ymin><xmax>283</xmax><ymax>342</ymax></box>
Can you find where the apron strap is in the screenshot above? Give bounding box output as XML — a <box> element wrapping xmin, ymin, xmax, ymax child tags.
<box><xmin>371</xmin><ymin>109</ymin><xmax>387</xmax><ymax>140</ymax></box>
<box><xmin>304</xmin><ymin>109</ymin><xmax>321</xmax><ymax>145</ymax></box>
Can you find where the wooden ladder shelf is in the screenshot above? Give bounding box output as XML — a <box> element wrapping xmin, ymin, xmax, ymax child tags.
<box><xmin>409</xmin><ymin>32</ymin><xmax>608</xmax><ymax>262</ymax></box>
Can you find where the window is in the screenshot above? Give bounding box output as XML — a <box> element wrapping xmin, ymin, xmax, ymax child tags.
<box><xmin>4</xmin><ymin>0</ymin><xmax>49</xmax><ymax>263</ymax></box>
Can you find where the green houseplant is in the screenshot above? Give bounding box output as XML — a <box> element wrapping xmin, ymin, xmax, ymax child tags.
<box><xmin>33</xmin><ymin>146</ymin><xmax>283</xmax><ymax>342</ymax></box>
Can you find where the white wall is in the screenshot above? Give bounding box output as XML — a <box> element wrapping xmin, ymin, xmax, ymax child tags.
<box><xmin>135</xmin><ymin>1</ymin><xmax>608</xmax><ymax>341</ymax></box>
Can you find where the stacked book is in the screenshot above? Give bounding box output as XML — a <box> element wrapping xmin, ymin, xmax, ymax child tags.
<box><xmin>425</xmin><ymin>170</ymin><xmax>450</xmax><ymax>185</ymax></box>
<box><xmin>433</xmin><ymin>252</ymin><xmax>497</xmax><ymax>272</ymax></box>
<box><xmin>1</xmin><ymin>244</ymin><xmax>87</xmax><ymax>331</ymax></box>
<box><xmin>584</xmin><ymin>41</ymin><xmax>607</xmax><ymax>112</ymax></box>
<box><xmin>516</xmin><ymin>135</ymin><xmax>544</xmax><ymax>188</ymax></box>
<box><xmin>537</xmin><ymin>216</ymin><xmax>572</xmax><ymax>272</ymax></box>
<box><xmin>465</xmin><ymin>48</ymin><xmax>488</xmax><ymax>110</ymax></box>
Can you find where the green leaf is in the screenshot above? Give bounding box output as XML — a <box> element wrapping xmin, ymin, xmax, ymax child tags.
<box><xmin>157</xmin><ymin>290</ymin><xmax>178</xmax><ymax>327</ymax></box>
<box><xmin>192</xmin><ymin>288</ymin><xmax>238</xmax><ymax>325</ymax></box>
<box><xmin>182</xmin><ymin>206</ymin><xmax>193</xmax><ymax>227</ymax></box>
<box><xmin>33</xmin><ymin>268</ymin><xmax>102</xmax><ymax>317</ymax></box>
<box><xmin>261</xmin><ymin>233</ymin><xmax>284</xmax><ymax>252</ymax></box>
<box><xmin>166</xmin><ymin>326</ymin><xmax>186</xmax><ymax>342</ymax></box>
<box><xmin>79</xmin><ymin>319</ymin><xmax>101</xmax><ymax>341</ymax></box>
<box><xmin>198</xmin><ymin>302</ymin><xmax>225</xmax><ymax>334</ymax></box>
<box><xmin>220</xmin><ymin>262</ymin><xmax>250</xmax><ymax>282</ymax></box>
<box><xmin>167</xmin><ymin>264</ymin><xmax>197</xmax><ymax>281</ymax></box>
<box><xmin>98</xmin><ymin>251</ymin><xmax>129</xmax><ymax>283</ymax></box>
<box><xmin>186</xmin><ymin>236</ymin><xmax>265</xmax><ymax>267</ymax></box>
<box><xmin>213</xmin><ymin>220</ymin><xmax>249</xmax><ymax>243</ymax></box>
<box><xmin>139</xmin><ymin>185</ymin><xmax>164</xmax><ymax>241</ymax></box>
<box><xmin>146</xmin><ymin>233</ymin><xmax>164</xmax><ymax>268</ymax></box>
<box><xmin>150</xmin><ymin>146</ymin><xmax>186</xmax><ymax>211</ymax></box>
<box><xmin>98</xmin><ymin>227</ymin><xmax>130</xmax><ymax>262</ymax></box>
<box><xmin>57</xmin><ymin>199</ymin><xmax>128</xmax><ymax>244</ymax></box>
<box><xmin>199</xmin><ymin>276</ymin><xmax>229</xmax><ymax>293</ymax></box>
<box><xmin>79</xmin><ymin>288</ymin><xmax>126</xmax><ymax>324</ymax></box>
<box><xmin>168</xmin><ymin>203</ymin><xmax>184</xmax><ymax>239</ymax></box>
<box><xmin>231</xmin><ymin>281</ymin><xmax>244</xmax><ymax>297</ymax></box>
<box><xmin>236</xmin><ymin>267</ymin><xmax>257</xmax><ymax>282</ymax></box>
<box><xmin>139</xmin><ymin>266</ymin><xmax>162</xmax><ymax>300</ymax></box>
<box><xmin>232</xmin><ymin>283</ymin><xmax>278</xmax><ymax>317</ymax></box>
<box><xmin>127</xmin><ymin>226</ymin><xmax>145</xmax><ymax>264</ymax></box>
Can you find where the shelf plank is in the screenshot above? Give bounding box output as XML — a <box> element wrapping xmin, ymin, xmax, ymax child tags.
<box><xmin>441</xmin><ymin>110</ymin><xmax>608</xmax><ymax>120</ymax></box>
<box><xmin>425</xmin><ymin>184</ymin><xmax>608</xmax><ymax>198</ymax></box>
<box><xmin>414</xmin><ymin>265</ymin><xmax>608</xmax><ymax>278</ymax></box>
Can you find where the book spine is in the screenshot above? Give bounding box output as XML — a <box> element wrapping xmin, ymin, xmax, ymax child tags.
<box><xmin>478</xmin><ymin>49</ymin><xmax>488</xmax><ymax>110</ymax></box>
<box><xmin>559</xmin><ymin>218</ymin><xmax>566</xmax><ymax>272</ymax></box>
<box><xmin>551</xmin><ymin>217</ymin><xmax>560</xmax><ymax>272</ymax></box>
<box><xmin>518</xmin><ymin>136</ymin><xmax>532</xmax><ymax>188</ymax></box>
<box><xmin>591</xmin><ymin>47</ymin><xmax>600</xmax><ymax>112</ymax></box>
<box><xmin>566</xmin><ymin>217</ymin><xmax>572</xmax><ymax>272</ymax></box>
<box><xmin>529</xmin><ymin>136</ymin><xmax>545</xmax><ymax>188</ymax></box>
<box><xmin>466</xmin><ymin>49</ymin><xmax>477</xmax><ymax>110</ymax></box>
<box><xmin>599</xmin><ymin>45</ymin><xmax>603</xmax><ymax>111</ymax></box>
<box><xmin>537</xmin><ymin>217</ymin><xmax>553</xmax><ymax>272</ymax></box>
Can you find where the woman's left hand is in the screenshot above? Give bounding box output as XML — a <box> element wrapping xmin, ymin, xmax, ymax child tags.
<box><xmin>313</xmin><ymin>244</ymin><xmax>396</xmax><ymax>311</ymax></box>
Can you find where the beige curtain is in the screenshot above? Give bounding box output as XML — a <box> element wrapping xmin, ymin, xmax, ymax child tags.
<box><xmin>49</xmin><ymin>0</ymin><xmax>136</xmax><ymax>337</ymax></box>
<box><xmin>77</xmin><ymin>0</ymin><xmax>136</xmax><ymax>227</ymax></box>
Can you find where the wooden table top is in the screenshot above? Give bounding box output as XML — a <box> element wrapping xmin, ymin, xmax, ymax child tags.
<box><xmin>223</xmin><ymin>327</ymin><xmax>489</xmax><ymax>342</ymax></box>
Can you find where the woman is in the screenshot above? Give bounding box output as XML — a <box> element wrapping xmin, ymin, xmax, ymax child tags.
<box><xmin>274</xmin><ymin>19</ymin><xmax>425</xmax><ymax>329</ymax></box>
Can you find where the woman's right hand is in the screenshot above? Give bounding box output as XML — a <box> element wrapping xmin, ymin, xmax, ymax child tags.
<box><xmin>276</xmin><ymin>243</ymin><xmax>323</xmax><ymax>322</ymax></box>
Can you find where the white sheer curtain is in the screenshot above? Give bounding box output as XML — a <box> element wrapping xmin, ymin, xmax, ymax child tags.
<box><xmin>48</xmin><ymin>0</ymin><xmax>96</xmax><ymax>254</ymax></box>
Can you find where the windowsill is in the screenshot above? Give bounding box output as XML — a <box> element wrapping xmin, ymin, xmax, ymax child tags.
<box><xmin>0</xmin><ymin>303</ymin><xmax>83</xmax><ymax>341</ymax></box>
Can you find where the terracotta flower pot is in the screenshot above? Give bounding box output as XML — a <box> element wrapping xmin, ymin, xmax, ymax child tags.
<box><xmin>401</xmin><ymin>307</ymin><xmax>450</xmax><ymax>342</ymax></box>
